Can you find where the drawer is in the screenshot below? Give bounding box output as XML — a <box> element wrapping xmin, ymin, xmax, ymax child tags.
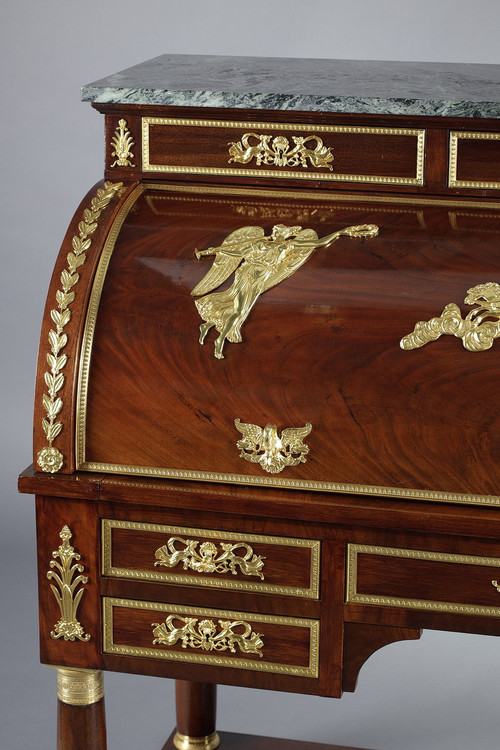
<box><xmin>141</xmin><ymin>117</ymin><xmax>425</xmax><ymax>187</ymax></box>
<box><xmin>103</xmin><ymin>597</ymin><xmax>319</xmax><ymax>677</ymax></box>
<box><xmin>346</xmin><ymin>544</ymin><xmax>500</xmax><ymax>617</ymax></box>
<box><xmin>449</xmin><ymin>130</ymin><xmax>500</xmax><ymax>189</ymax></box>
<box><xmin>102</xmin><ymin>520</ymin><xmax>320</xmax><ymax>599</ymax></box>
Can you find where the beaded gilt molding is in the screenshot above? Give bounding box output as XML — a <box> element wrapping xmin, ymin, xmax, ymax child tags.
<box><xmin>37</xmin><ymin>181</ymin><xmax>123</xmax><ymax>473</ymax></box>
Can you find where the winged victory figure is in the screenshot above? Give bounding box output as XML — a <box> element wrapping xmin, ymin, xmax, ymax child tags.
<box><xmin>191</xmin><ymin>222</ymin><xmax>379</xmax><ymax>359</ymax></box>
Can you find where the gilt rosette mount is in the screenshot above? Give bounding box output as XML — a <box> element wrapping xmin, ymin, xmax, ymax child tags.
<box><xmin>46</xmin><ymin>526</ymin><xmax>90</xmax><ymax>642</ymax></box>
<box><xmin>192</xmin><ymin>223</ymin><xmax>379</xmax><ymax>359</ymax></box>
<box><xmin>235</xmin><ymin>418</ymin><xmax>312</xmax><ymax>474</ymax></box>
<box><xmin>155</xmin><ymin>537</ymin><xmax>265</xmax><ymax>579</ymax></box>
<box><xmin>152</xmin><ymin>615</ymin><xmax>264</xmax><ymax>657</ymax></box>
<box><xmin>401</xmin><ymin>282</ymin><xmax>500</xmax><ymax>352</ymax></box>
<box><xmin>228</xmin><ymin>131</ymin><xmax>334</xmax><ymax>170</ymax></box>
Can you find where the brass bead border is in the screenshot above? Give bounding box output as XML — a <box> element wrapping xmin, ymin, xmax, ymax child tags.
<box><xmin>142</xmin><ymin>117</ymin><xmax>425</xmax><ymax>186</ymax></box>
<box><xmin>449</xmin><ymin>131</ymin><xmax>500</xmax><ymax>190</ymax></box>
<box><xmin>346</xmin><ymin>544</ymin><xmax>500</xmax><ymax>617</ymax></box>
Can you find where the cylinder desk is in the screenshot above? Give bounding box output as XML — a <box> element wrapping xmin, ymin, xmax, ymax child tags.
<box><xmin>18</xmin><ymin>54</ymin><xmax>500</xmax><ymax>749</ymax></box>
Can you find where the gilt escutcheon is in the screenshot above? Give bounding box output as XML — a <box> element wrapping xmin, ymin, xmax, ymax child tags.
<box><xmin>401</xmin><ymin>282</ymin><xmax>500</xmax><ymax>352</ymax></box>
<box><xmin>235</xmin><ymin>418</ymin><xmax>312</xmax><ymax>474</ymax></box>
<box><xmin>192</xmin><ymin>223</ymin><xmax>378</xmax><ymax>359</ymax></box>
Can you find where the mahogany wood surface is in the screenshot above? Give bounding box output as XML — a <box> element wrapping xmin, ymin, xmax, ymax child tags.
<box><xmin>107</xmin><ymin>600</ymin><xmax>315</xmax><ymax>669</ymax></box>
<box><xmin>146</xmin><ymin>121</ymin><xmax>420</xmax><ymax>181</ymax></box>
<box><xmin>36</xmin><ymin>496</ymin><xmax>103</xmax><ymax>669</ymax></box>
<box><xmin>99</xmin><ymin>577</ymin><xmax>321</xmax><ymax>621</ymax></box>
<box><xmin>102</xmin><ymin>652</ymin><xmax>323</xmax><ymax>696</ymax></box>
<box><xmin>19</xmin><ymin>467</ymin><xmax>500</xmax><ymax>540</ymax></box>
<box><xmin>57</xmin><ymin>700</ymin><xmax>107</xmax><ymax>750</ymax></box>
<box><xmin>175</xmin><ymin>681</ymin><xmax>217</xmax><ymax>737</ymax></box>
<box><xmin>354</xmin><ymin>551</ymin><xmax>500</xmax><ymax>608</ymax></box>
<box><xmin>97</xmin><ymin>102</ymin><xmax>500</xmax><ymax>198</ymax></box>
<box><xmin>342</xmin><ymin>623</ymin><xmax>421</xmax><ymax>692</ymax></box>
<box><xmin>106</xmin><ymin>523</ymin><xmax>316</xmax><ymax>594</ymax></box>
<box><xmin>161</xmin><ymin>730</ymin><xmax>375</xmax><ymax>750</ymax></box>
<box><xmin>22</xmin><ymin>87</ymin><xmax>500</xmax><ymax>749</ymax></box>
<box><xmin>454</xmin><ymin>135</ymin><xmax>500</xmax><ymax>185</ymax></box>
<box><xmin>82</xmin><ymin>185</ymin><xmax>500</xmax><ymax>498</ymax></box>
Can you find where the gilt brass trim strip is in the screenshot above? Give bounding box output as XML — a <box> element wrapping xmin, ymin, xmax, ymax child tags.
<box><xmin>346</xmin><ymin>544</ymin><xmax>500</xmax><ymax>618</ymax></box>
<box><xmin>449</xmin><ymin>131</ymin><xmax>500</xmax><ymax>190</ymax></box>
<box><xmin>75</xmin><ymin>184</ymin><xmax>144</xmax><ymax>467</ymax></box>
<box><xmin>142</xmin><ymin>117</ymin><xmax>425</xmax><ymax>186</ymax></box>
<box><xmin>101</xmin><ymin>519</ymin><xmax>320</xmax><ymax>599</ymax></box>
<box><xmin>76</xmin><ymin>182</ymin><xmax>500</xmax><ymax>508</ymax></box>
<box><xmin>84</xmin><ymin>460</ymin><xmax>500</xmax><ymax>507</ymax></box>
<box><xmin>146</xmin><ymin>182</ymin><xmax>500</xmax><ymax>209</ymax></box>
<box><xmin>102</xmin><ymin>597</ymin><xmax>319</xmax><ymax>677</ymax></box>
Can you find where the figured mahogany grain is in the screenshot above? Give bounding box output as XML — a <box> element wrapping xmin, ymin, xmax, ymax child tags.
<box><xmin>107</xmin><ymin>524</ymin><xmax>316</xmax><ymax>593</ymax></box>
<box><xmin>97</xmin><ymin>102</ymin><xmax>500</xmax><ymax>198</ymax></box>
<box><xmin>342</xmin><ymin>622</ymin><xmax>421</xmax><ymax>692</ymax></box>
<box><xmin>108</xmin><ymin>601</ymin><xmax>315</xmax><ymax>671</ymax></box>
<box><xmin>57</xmin><ymin>700</ymin><xmax>107</xmax><ymax>750</ymax></box>
<box><xmin>83</xmin><ymin>186</ymin><xmax>500</xmax><ymax>499</ymax></box>
<box><xmin>36</xmin><ymin>496</ymin><xmax>103</xmax><ymax>668</ymax></box>
<box><xmin>175</xmin><ymin>681</ymin><xmax>217</xmax><ymax>738</ymax></box>
<box><xmin>355</xmin><ymin>552</ymin><xmax>500</xmax><ymax>608</ymax></box>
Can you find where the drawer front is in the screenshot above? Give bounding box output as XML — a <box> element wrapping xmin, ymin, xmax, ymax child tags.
<box><xmin>142</xmin><ymin>117</ymin><xmax>425</xmax><ymax>187</ymax></box>
<box><xmin>449</xmin><ymin>130</ymin><xmax>500</xmax><ymax>190</ymax></box>
<box><xmin>347</xmin><ymin>544</ymin><xmax>500</xmax><ymax>617</ymax></box>
<box><xmin>103</xmin><ymin>597</ymin><xmax>319</xmax><ymax>677</ymax></box>
<box><xmin>102</xmin><ymin>520</ymin><xmax>320</xmax><ymax>599</ymax></box>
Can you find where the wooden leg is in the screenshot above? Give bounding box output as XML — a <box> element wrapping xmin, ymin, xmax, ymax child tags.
<box><xmin>173</xmin><ymin>681</ymin><xmax>219</xmax><ymax>750</ymax></box>
<box><xmin>56</xmin><ymin>668</ymin><xmax>107</xmax><ymax>750</ymax></box>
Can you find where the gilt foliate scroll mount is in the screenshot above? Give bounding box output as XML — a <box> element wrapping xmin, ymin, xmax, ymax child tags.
<box><xmin>155</xmin><ymin>537</ymin><xmax>265</xmax><ymax>579</ymax></box>
<box><xmin>228</xmin><ymin>132</ymin><xmax>334</xmax><ymax>170</ymax></box>
<box><xmin>191</xmin><ymin>223</ymin><xmax>379</xmax><ymax>359</ymax></box>
<box><xmin>152</xmin><ymin>615</ymin><xmax>264</xmax><ymax>657</ymax></box>
<box><xmin>400</xmin><ymin>282</ymin><xmax>500</xmax><ymax>352</ymax></box>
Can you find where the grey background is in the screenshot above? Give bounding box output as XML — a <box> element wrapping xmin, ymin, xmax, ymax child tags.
<box><xmin>2</xmin><ymin>1</ymin><xmax>500</xmax><ymax>748</ymax></box>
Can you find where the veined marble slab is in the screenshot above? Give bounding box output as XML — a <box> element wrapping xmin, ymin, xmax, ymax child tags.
<box><xmin>82</xmin><ymin>54</ymin><xmax>500</xmax><ymax>119</ymax></box>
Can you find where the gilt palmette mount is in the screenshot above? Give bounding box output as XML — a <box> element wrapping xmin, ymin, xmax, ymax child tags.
<box><xmin>110</xmin><ymin>119</ymin><xmax>135</xmax><ymax>167</ymax></box>
<box><xmin>235</xmin><ymin>418</ymin><xmax>312</xmax><ymax>474</ymax></box>
<box><xmin>47</xmin><ymin>526</ymin><xmax>90</xmax><ymax>642</ymax></box>
<box><xmin>401</xmin><ymin>282</ymin><xmax>500</xmax><ymax>352</ymax></box>
<box><xmin>192</xmin><ymin>222</ymin><xmax>379</xmax><ymax>359</ymax></box>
